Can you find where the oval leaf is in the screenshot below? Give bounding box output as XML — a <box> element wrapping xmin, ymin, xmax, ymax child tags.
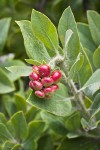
<box><xmin>78</xmin><ymin>46</ymin><xmax>93</xmax><ymax>86</ymax></box>
<box><xmin>80</xmin><ymin>69</ymin><xmax>100</xmax><ymax>96</ymax></box>
<box><xmin>6</xmin><ymin>66</ymin><xmax>32</xmax><ymax>77</ymax></box>
<box><xmin>90</xmin><ymin>93</ymin><xmax>100</xmax><ymax>118</ymax></box>
<box><xmin>68</xmin><ymin>53</ymin><xmax>84</xmax><ymax>79</ymax></box>
<box><xmin>93</xmin><ymin>46</ymin><xmax>100</xmax><ymax>68</ymax></box>
<box><xmin>58</xmin><ymin>6</ymin><xmax>80</xmax><ymax>60</ymax></box>
<box><xmin>10</xmin><ymin>111</ymin><xmax>28</xmax><ymax>141</ymax></box>
<box><xmin>16</xmin><ymin>20</ymin><xmax>50</xmax><ymax>63</ymax></box>
<box><xmin>2</xmin><ymin>141</ymin><xmax>15</xmax><ymax>150</ymax></box>
<box><xmin>87</xmin><ymin>10</ymin><xmax>100</xmax><ymax>46</ymax></box>
<box><xmin>31</xmin><ymin>9</ymin><xmax>59</xmax><ymax>56</ymax></box>
<box><xmin>27</xmin><ymin>83</ymin><xmax>72</xmax><ymax>116</ymax></box>
<box><xmin>14</xmin><ymin>94</ymin><xmax>27</xmax><ymax>112</ymax></box>
<box><xmin>0</xmin><ymin>60</ymin><xmax>26</xmax><ymax>81</ymax></box>
<box><xmin>41</xmin><ymin>112</ymin><xmax>68</xmax><ymax>135</ymax></box>
<box><xmin>65</xmin><ymin>112</ymin><xmax>81</xmax><ymax>131</ymax></box>
<box><xmin>77</xmin><ymin>23</ymin><xmax>96</xmax><ymax>52</ymax></box>
<box><xmin>0</xmin><ymin>68</ymin><xmax>15</xmax><ymax>94</ymax></box>
<box><xmin>0</xmin><ymin>123</ymin><xmax>14</xmax><ymax>141</ymax></box>
<box><xmin>25</xmin><ymin>59</ymin><xmax>41</xmax><ymax>65</ymax></box>
<box><xmin>0</xmin><ymin>18</ymin><xmax>11</xmax><ymax>54</ymax></box>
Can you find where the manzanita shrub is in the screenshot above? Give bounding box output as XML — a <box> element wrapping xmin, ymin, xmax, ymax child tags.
<box><xmin>0</xmin><ymin>6</ymin><xmax>100</xmax><ymax>150</ymax></box>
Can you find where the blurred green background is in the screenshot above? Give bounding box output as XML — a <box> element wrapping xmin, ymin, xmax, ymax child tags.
<box><xmin>0</xmin><ymin>0</ymin><xmax>100</xmax><ymax>59</ymax></box>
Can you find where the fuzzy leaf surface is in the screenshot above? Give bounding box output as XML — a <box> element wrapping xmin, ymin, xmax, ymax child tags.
<box><xmin>27</xmin><ymin>83</ymin><xmax>72</xmax><ymax>116</ymax></box>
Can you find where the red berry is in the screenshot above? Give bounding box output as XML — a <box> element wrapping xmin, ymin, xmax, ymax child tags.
<box><xmin>32</xmin><ymin>66</ymin><xmax>39</xmax><ymax>74</ymax></box>
<box><xmin>44</xmin><ymin>87</ymin><xmax>52</xmax><ymax>94</ymax></box>
<box><xmin>35</xmin><ymin>91</ymin><xmax>45</xmax><ymax>98</ymax></box>
<box><xmin>51</xmin><ymin>84</ymin><xmax>59</xmax><ymax>92</ymax></box>
<box><xmin>41</xmin><ymin>77</ymin><xmax>53</xmax><ymax>87</ymax></box>
<box><xmin>29</xmin><ymin>80</ymin><xmax>34</xmax><ymax>89</ymax></box>
<box><xmin>39</xmin><ymin>65</ymin><xmax>50</xmax><ymax>77</ymax></box>
<box><xmin>51</xmin><ymin>70</ymin><xmax>62</xmax><ymax>83</ymax></box>
<box><xmin>32</xmin><ymin>81</ymin><xmax>43</xmax><ymax>90</ymax></box>
<box><xmin>29</xmin><ymin>72</ymin><xmax>40</xmax><ymax>81</ymax></box>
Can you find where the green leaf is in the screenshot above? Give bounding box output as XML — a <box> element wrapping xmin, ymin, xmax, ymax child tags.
<box><xmin>10</xmin><ymin>111</ymin><xmax>28</xmax><ymax>141</ymax></box>
<box><xmin>2</xmin><ymin>141</ymin><xmax>15</xmax><ymax>150</ymax></box>
<box><xmin>90</xmin><ymin>93</ymin><xmax>100</xmax><ymax>118</ymax></box>
<box><xmin>58</xmin><ymin>6</ymin><xmax>80</xmax><ymax>60</ymax></box>
<box><xmin>0</xmin><ymin>123</ymin><xmax>14</xmax><ymax>141</ymax></box>
<box><xmin>81</xmin><ymin>118</ymin><xmax>90</xmax><ymax>131</ymax></box>
<box><xmin>27</xmin><ymin>121</ymin><xmax>45</xmax><ymax>140</ymax></box>
<box><xmin>25</xmin><ymin>107</ymin><xmax>40</xmax><ymax>123</ymax></box>
<box><xmin>0</xmin><ymin>113</ymin><xmax>7</xmax><ymax>124</ymax></box>
<box><xmin>23</xmin><ymin>121</ymin><xmax>45</xmax><ymax>150</ymax></box>
<box><xmin>11</xmin><ymin>144</ymin><xmax>21</xmax><ymax>150</ymax></box>
<box><xmin>16</xmin><ymin>20</ymin><xmax>51</xmax><ymax>62</ymax></box>
<box><xmin>80</xmin><ymin>69</ymin><xmax>100</xmax><ymax>96</ymax></box>
<box><xmin>77</xmin><ymin>23</ymin><xmax>96</xmax><ymax>52</ymax></box>
<box><xmin>31</xmin><ymin>9</ymin><xmax>59</xmax><ymax>56</ymax></box>
<box><xmin>58</xmin><ymin>137</ymin><xmax>100</xmax><ymax>150</ymax></box>
<box><xmin>0</xmin><ymin>68</ymin><xmax>15</xmax><ymax>94</ymax></box>
<box><xmin>25</xmin><ymin>59</ymin><xmax>41</xmax><ymax>65</ymax></box>
<box><xmin>0</xmin><ymin>60</ymin><xmax>25</xmax><ymax>71</ymax></box>
<box><xmin>0</xmin><ymin>60</ymin><xmax>26</xmax><ymax>81</ymax></box>
<box><xmin>37</xmin><ymin>135</ymin><xmax>54</xmax><ymax>150</ymax></box>
<box><xmin>67</xmin><ymin>133</ymin><xmax>80</xmax><ymax>139</ymax></box>
<box><xmin>65</xmin><ymin>112</ymin><xmax>81</xmax><ymax>131</ymax></box>
<box><xmin>64</xmin><ymin>29</ymin><xmax>73</xmax><ymax>48</ymax></box>
<box><xmin>17</xmin><ymin>79</ymin><xmax>25</xmax><ymax>96</ymax></box>
<box><xmin>68</xmin><ymin>53</ymin><xmax>84</xmax><ymax>79</ymax></box>
<box><xmin>93</xmin><ymin>46</ymin><xmax>100</xmax><ymax>68</ymax></box>
<box><xmin>14</xmin><ymin>94</ymin><xmax>27</xmax><ymax>112</ymax></box>
<box><xmin>78</xmin><ymin>46</ymin><xmax>93</xmax><ymax>86</ymax></box>
<box><xmin>87</xmin><ymin>10</ymin><xmax>100</xmax><ymax>46</ymax></box>
<box><xmin>22</xmin><ymin>140</ymin><xmax>37</xmax><ymax>150</ymax></box>
<box><xmin>27</xmin><ymin>83</ymin><xmax>72</xmax><ymax>117</ymax></box>
<box><xmin>2</xmin><ymin>95</ymin><xmax>16</xmax><ymax>117</ymax></box>
<box><xmin>81</xmin><ymin>118</ymin><xmax>96</xmax><ymax>131</ymax></box>
<box><xmin>41</xmin><ymin>112</ymin><xmax>68</xmax><ymax>135</ymax></box>
<box><xmin>7</xmin><ymin>120</ymin><xmax>16</xmax><ymax>139</ymax></box>
<box><xmin>6</xmin><ymin>66</ymin><xmax>32</xmax><ymax>77</ymax></box>
<box><xmin>84</xmin><ymin>96</ymin><xmax>92</xmax><ymax>108</ymax></box>
<box><xmin>84</xmin><ymin>48</ymin><xmax>94</xmax><ymax>70</ymax></box>
<box><xmin>0</xmin><ymin>18</ymin><xmax>11</xmax><ymax>54</ymax></box>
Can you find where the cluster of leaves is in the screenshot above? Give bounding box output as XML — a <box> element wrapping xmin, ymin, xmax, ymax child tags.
<box><xmin>0</xmin><ymin>0</ymin><xmax>100</xmax><ymax>58</ymax></box>
<box><xmin>0</xmin><ymin>2</ymin><xmax>100</xmax><ymax>150</ymax></box>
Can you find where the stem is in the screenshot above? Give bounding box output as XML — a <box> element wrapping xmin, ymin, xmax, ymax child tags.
<box><xmin>48</xmin><ymin>54</ymin><xmax>64</xmax><ymax>69</ymax></box>
<box><xmin>59</xmin><ymin>56</ymin><xmax>90</xmax><ymax>119</ymax></box>
<box><xmin>58</xmin><ymin>57</ymin><xmax>100</xmax><ymax>139</ymax></box>
<box><xmin>69</xmin><ymin>79</ymin><xmax>90</xmax><ymax>119</ymax></box>
<box><xmin>84</xmin><ymin>133</ymin><xmax>100</xmax><ymax>140</ymax></box>
<box><xmin>78</xmin><ymin>130</ymin><xmax>100</xmax><ymax>140</ymax></box>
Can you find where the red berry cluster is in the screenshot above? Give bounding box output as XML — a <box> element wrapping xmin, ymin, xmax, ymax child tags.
<box><xmin>29</xmin><ymin>65</ymin><xmax>62</xmax><ymax>99</ymax></box>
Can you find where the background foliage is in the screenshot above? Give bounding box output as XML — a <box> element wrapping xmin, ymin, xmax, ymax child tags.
<box><xmin>0</xmin><ymin>0</ymin><xmax>100</xmax><ymax>150</ymax></box>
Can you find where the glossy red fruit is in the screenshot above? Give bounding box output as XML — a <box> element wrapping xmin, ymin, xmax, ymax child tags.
<box><xmin>51</xmin><ymin>84</ymin><xmax>59</xmax><ymax>92</ymax></box>
<box><xmin>32</xmin><ymin>81</ymin><xmax>43</xmax><ymax>90</ymax></box>
<box><xmin>44</xmin><ymin>87</ymin><xmax>52</xmax><ymax>94</ymax></box>
<box><xmin>35</xmin><ymin>91</ymin><xmax>45</xmax><ymax>98</ymax></box>
<box><xmin>39</xmin><ymin>65</ymin><xmax>50</xmax><ymax>77</ymax></box>
<box><xmin>29</xmin><ymin>72</ymin><xmax>40</xmax><ymax>81</ymax></box>
<box><xmin>32</xmin><ymin>66</ymin><xmax>39</xmax><ymax>73</ymax></box>
<box><xmin>51</xmin><ymin>70</ymin><xmax>62</xmax><ymax>83</ymax></box>
<box><xmin>41</xmin><ymin>77</ymin><xmax>53</xmax><ymax>87</ymax></box>
<box><xmin>29</xmin><ymin>80</ymin><xmax>34</xmax><ymax>89</ymax></box>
